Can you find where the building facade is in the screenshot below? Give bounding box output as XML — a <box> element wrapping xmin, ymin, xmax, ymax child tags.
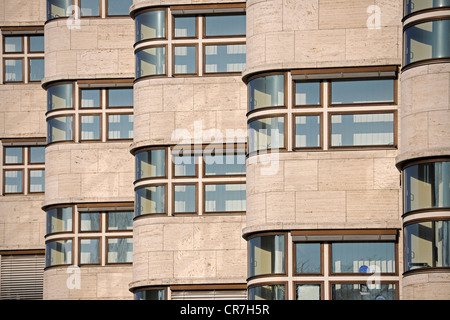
<box><xmin>0</xmin><ymin>0</ymin><xmax>449</xmax><ymax>300</ymax></box>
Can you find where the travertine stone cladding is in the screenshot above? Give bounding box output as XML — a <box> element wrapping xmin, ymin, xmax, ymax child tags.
<box><xmin>131</xmin><ymin>215</ymin><xmax>247</xmax><ymax>287</ymax></box>
<box><xmin>245</xmin><ymin>150</ymin><xmax>402</xmax><ymax>233</ymax></box>
<box><xmin>0</xmin><ymin>0</ymin><xmax>46</xmax><ymax>25</ymax></box>
<box><xmin>44</xmin><ymin>143</ymin><xmax>134</xmax><ymax>207</ymax></box>
<box><xmin>132</xmin><ymin>76</ymin><xmax>247</xmax><ymax>149</ymax></box>
<box><xmin>245</xmin><ymin>0</ymin><xmax>402</xmax><ymax>75</ymax></box>
<box><xmin>131</xmin><ymin>0</ymin><xmax>245</xmax><ymax>12</ymax></box>
<box><xmin>402</xmin><ymin>273</ymin><xmax>450</xmax><ymax>300</ymax></box>
<box><xmin>44</xmin><ymin>18</ymin><xmax>135</xmax><ymax>81</ymax></box>
<box><xmin>397</xmin><ymin>63</ymin><xmax>450</xmax><ymax>164</ymax></box>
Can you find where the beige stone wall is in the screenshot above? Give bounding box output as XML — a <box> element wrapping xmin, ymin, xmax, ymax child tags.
<box><xmin>131</xmin><ymin>215</ymin><xmax>247</xmax><ymax>288</ymax></box>
<box><xmin>402</xmin><ymin>273</ymin><xmax>450</xmax><ymax>300</ymax></box>
<box><xmin>0</xmin><ymin>0</ymin><xmax>46</xmax><ymax>26</ymax></box>
<box><xmin>245</xmin><ymin>0</ymin><xmax>402</xmax><ymax>76</ymax></box>
<box><xmin>44</xmin><ymin>266</ymin><xmax>133</xmax><ymax>300</ymax></box>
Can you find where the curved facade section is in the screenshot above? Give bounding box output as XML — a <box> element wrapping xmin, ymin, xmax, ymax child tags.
<box><xmin>397</xmin><ymin>4</ymin><xmax>450</xmax><ymax>300</ymax></box>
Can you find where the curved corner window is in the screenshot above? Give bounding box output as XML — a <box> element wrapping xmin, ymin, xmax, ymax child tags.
<box><xmin>135</xmin><ymin>185</ymin><xmax>166</xmax><ymax>216</ymax></box>
<box><xmin>135</xmin><ymin>47</ymin><xmax>166</xmax><ymax>78</ymax></box>
<box><xmin>135</xmin><ymin>10</ymin><xmax>166</xmax><ymax>42</ymax></box>
<box><xmin>248</xmin><ymin>116</ymin><xmax>285</xmax><ymax>153</ymax></box>
<box><xmin>248</xmin><ymin>284</ymin><xmax>285</xmax><ymax>300</ymax></box>
<box><xmin>248</xmin><ymin>74</ymin><xmax>285</xmax><ymax>111</ymax></box>
<box><xmin>46</xmin><ymin>206</ymin><xmax>73</xmax><ymax>234</ymax></box>
<box><xmin>47</xmin><ymin>83</ymin><xmax>73</xmax><ymax>112</ymax></box>
<box><xmin>135</xmin><ymin>288</ymin><xmax>166</xmax><ymax>300</ymax></box>
<box><xmin>404</xmin><ymin>19</ymin><xmax>450</xmax><ymax>67</ymax></box>
<box><xmin>47</xmin><ymin>116</ymin><xmax>73</xmax><ymax>143</ymax></box>
<box><xmin>47</xmin><ymin>0</ymin><xmax>72</xmax><ymax>20</ymax></box>
<box><xmin>404</xmin><ymin>220</ymin><xmax>450</xmax><ymax>272</ymax></box>
<box><xmin>404</xmin><ymin>161</ymin><xmax>450</xmax><ymax>213</ymax></box>
<box><xmin>45</xmin><ymin>239</ymin><xmax>72</xmax><ymax>267</ymax></box>
<box><xmin>248</xmin><ymin>234</ymin><xmax>285</xmax><ymax>278</ymax></box>
<box><xmin>135</xmin><ymin>149</ymin><xmax>166</xmax><ymax>181</ymax></box>
<box><xmin>404</xmin><ymin>0</ymin><xmax>450</xmax><ymax>16</ymax></box>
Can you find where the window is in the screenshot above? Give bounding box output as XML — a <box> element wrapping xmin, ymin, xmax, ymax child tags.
<box><xmin>204</xmin><ymin>44</ymin><xmax>246</xmax><ymax>74</ymax></box>
<box><xmin>135</xmin><ymin>185</ymin><xmax>167</xmax><ymax>215</ymax></box>
<box><xmin>81</xmin><ymin>89</ymin><xmax>101</xmax><ymax>108</ymax></box>
<box><xmin>173</xmin><ymin>45</ymin><xmax>197</xmax><ymax>75</ymax></box>
<box><xmin>330</xmin><ymin>79</ymin><xmax>395</xmax><ymax>105</ymax></box>
<box><xmin>203</xmin><ymin>154</ymin><xmax>246</xmax><ymax>176</ymax></box>
<box><xmin>248</xmin><ymin>74</ymin><xmax>285</xmax><ymax>111</ymax></box>
<box><xmin>47</xmin><ymin>116</ymin><xmax>73</xmax><ymax>143</ymax></box>
<box><xmin>294</xmin><ymin>81</ymin><xmax>321</xmax><ymax>107</ymax></box>
<box><xmin>80</xmin><ymin>115</ymin><xmax>101</xmax><ymax>141</ymax></box>
<box><xmin>204</xmin><ymin>183</ymin><xmax>246</xmax><ymax>213</ymax></box>
<box><xmin>107</xmin><ymin>0</ymin><xmax>132</xmax><ymax>16</ymax></box>
<box><xmin>2</xmin><ymin>32</ymin><xmax>44</xmax><ymax>83</ymax></box>
<box><xmin>135</xmin><ymin>148</ymin><xmax>166</xmax><ymax>180</ymax></box>
<box><xmin>174</xmin><ymin>16</ymin><xmax>196</xmax><ymax>38</ymax></box>
<box><xmin>80</xmin><ymin>0</ymin><xmax>99</xmax><ymax>17</ymax></box>
<box><xmin>404</xmin><ymin>161</ymin><xmax>450</xmax><ymax>213</ymax></box>
<box><xmin>295</xmin><ymin>283</ymin><xmax>322</xmax><ymax>300</ymax></box>
<box><xmin>135</xmin><ymin>46</ymin><xmax>166</xmax><ymax>77</ymax></box>
<box><xmin>135</xmin><ymin>9</ymin><xmax>166</xmax><ymax>42</ymax></box>
<box><xmin>248</xmin><ymin>116</ymin><xmax>285</xmax><ymax>153</ymax></box>
<box><xmin>45</xmin><ymin>239</ymin><xmax>72</xmax><ymax>267</ymax></box>
<box><xmin>108</xmin><ymin>211</ymin><xmax>133</xmax><ymax>231</ymax></box>
<box><xmin>107</xmin><ymin>237</ymin><xmax>133</xmax><ymax>263</ymax></box>
<box><xmin>107</xmin><ymin>88</ymin><xmax>133</xmax><ymax>107</ymax></box>
<box><xmin>46</xmin><ymin>207</ymin><xmax>73</xmax><ymax>234</ymax></box>
<box><xmin>173</xmin><ymin>184</ymin><xmax>197</xmax><ymax>214</ymax></box>
<box><xmin>135</xmin><ymin>288</ymin><xmax>166</xmax><ymax>300</ymax></box>
<box><xmin>46</xmin><ymin>0</ymin><xmax>72</xmax><ymax>20</ymax></box>
<box><xmin>248</xmin><ymin>234</ymin><xmax>286</xmax><ymax>278</ymax></box>
<box><xmin>2</xmin><ymin>143</ymin><xmax>46</xmax><ymax>195</ymax></box>
<box><xmin>330</xmin><ymin>112</ymin><xmax>395</xmax><ymax>148</ymax></box>
<box><xmin>404</xmin><ymin>19</ymin><xmax>450</xmax><ymax>67</ymax></box>
<box><xmin>248</xmin><ymin>284</ymin><xmax>286</xmax><ymax>300</ymax></box>
<box><xmin>79</xmin><ymin>238</ymin><xmax>100</xmax><ymax>264</ymax></box>
<box><xmin>173</xmin><ymin>153</ymin><xmax>196</xmax><ymax>177</ymax></box>
<box><xmin>80</xmin><ymin>212</ymin><xmax>101</xmax><ymax>232</ymax></box>
<box><xmin>204</xmin><ymin>14</ymin><xmax>246</xmax><ymax>37</ymax></box>
<box><xmin>294</xmin><ymin>114</ymin><xmax>321</xmax><ymax>149</ymax></box>
<box><xmin>331</xmin><ymin>283</ymin><xmax>397</xmax><ymax>300</ymax></box>
<box><xmin>404</xmin><ymin>220</ymin><xmax>450</xmax><ymax>272</ymax></box>
<box><xmin>295</xmin><ymin>243</ymin><xmax>321</xmax><ymax>274</ymax></box>
<box><xmin>47</xmin><ymin>83</ymin><xmax>73</xmax><ymax>112</ymax></box>
<box><xmin>404</xmin><ymin>0</ymin><xmax>450</xmax><ymax>16</ymax></box>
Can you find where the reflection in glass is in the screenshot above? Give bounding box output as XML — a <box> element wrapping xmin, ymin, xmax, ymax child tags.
<box><xmin>332</xmin><ymin>283</ymin><xmax>396</xmax><ymax>300</ymax></box>
<box><xmin>295</xmin><ymin>243</ymin><xmax>321</xmax><ymax>274</ymax></box>
<box><xmin>248</xmin><ymin>285</ymin><xmax>285</xmax><ymax>300</ymax></box>
<box><xmin>204</xmin><ymin>184</ymin><xmax>246</xmax><ymax>213</ymax></box>
<box><xmin>295</xmin><ymin>81</ymin><xmax>321</xmax><ymax>106</ymax></box>
<box><xmin>47</xmin><ymin>116</ymin><xmax>73</xmax><ymax>143</ymax></box>
<box><xmin>80</xmin><ymin>212</ymin><xmax>100</xmax><ymax>231</ymax></box>
<box><xmin>248</xmin><ymin>117</ymin><xmax>285</xmax><ymax>153</ymax></box>
<box><xmin>107</xmin><ymin>0</ymin><xmax>132</xmax><ymax>16</ymax></box>
<box><xmin>295</xmin><ymin>115</ymin><xmax>321</xmax><ymax>148</ymax></box>
<box><xmin>204</xmin><ymin>44</ymin><xmax>246</xmax><ymax>73</ymax></box>
<box><xmin>81</xmin><ymin>89</ymin><xmax>100</xmax><ymax>108</ymax></box>
<box><xmin>331</xmin><ymin>79</ymin><xmax>394</xmax><ymax>105</ymax></box>
<box><xmin>4</xmin><ymin>170</ymin><xmax>23</xmax><ymax>194</ymax></box>
<box><xmin>4</xmin><ymin>147</ymin><xmax>23</xmax><ymax>164</ymax></box>
<box><xmin>80</xmin><ymin>115</ymin><xmax>100</xmax><ymax>140</ymax></box>
<box><xmin>136</xmin><ymin>47</ymin><xmax>166</xmax><ymax>77</ymax></box>
<box><xmin>135</xmin><ymin>185</ymin><xmax>166</xmax><ymax>215</ymax></box>
<box><xmin>135</xmin><ymin>289</ymin><xmax>166</xmax><ymax>300</ymax></box>
<box><xmin>107</xmin><ymin>114</ymin><xmax>134</xmax><ymax>140</ymax></box>
<box><xmin>80</xmin><ymin>239</ymin><xmax>100</xmax><ymax>264</ymax></box>
<box><xmin>204</xmin><ymin>154</ymin><xmax>246</xmax><ymax>176</ymax></box>
<box><xmin>296</xmin><ymin>284</ymin><xmax>321</xmax><ymax>300</ymax></box>
<box><xmin>330</xmin><ymin>113</ymin><xmax>394</xmax><ymax>147</ymax></box>
<box><xmin>135</xmin><ymin>149</ymin><xmax>166</xmax><ymax>180</ymax></box>
<box><xmin>29</xmin><ymin>169</ymin><xmax>45</xmax><ymax>193</ymax></box>
<box><xmin>47</xmin><ymin>83</ymin><xmax>73</xmax><ymax>111</ymax></box>
<box><xmin>174</xmin><ymin>185</ymin><xmax>196</xmax><ymax>213</ymax></box>
<box><xmin>46</xmin><ymin>239</ymin><xmax>72</xmax><ymax>267</ymax></box>
<box><xmin>404</xmin><ymin>0</ymin><xmax>450</xmax><ymax>16</ymax></box>
<box><xmin>174</xmin><ymin>16</ymin><xmax>196</xmax><ymax>37</ymax></box>
<box><xmin>30</xmin><ymin>146</ymin><xmax>45</xmax><ymax>164</ymax></box>
<box><xmin>404</xmin><ymin>161</ymin><xmax>450</xmax><ymax>212</ymax></box>
<box><xmin>80</xmin><ymin>0</ymin><xmax>99</xmax><ymax>16</ymax></box>
<box><xmin>135</xmin><ymin>10</ymin><xmax>165</xmax><ymax>42</ymax></box>
<box><xmin>107</xmin><ymin>238</ymin><xmax>133</xmax><ymax>263</ymax></box>
<box><xmin>404</xmin><ymin>19</ymin><xmax>450</xmax><ymax>66</ymax></box>
<box><xmin>4</xmin><ymin>59</ymin><xmax>23</xmax><ymax>82</ymax></box>
<box><xmin>248</xmin><ymin>234</ymin><xmax>285</xmax><ymax>277</ymax></box>
<box><xmin>47</xmin><ymin>0</ymin><xmax>72</xmax><ymax>20</ymax></box>
<box><xmin>173</xmin><ymin>154</ymin><xmax>196</xmax><ymax>177</ymax></box>
<box><xmin>248</xmin><ymin>75</ymin><xmax>284</xmax><ymax>111</ymax></box>
<box><xmin>204</xmin><ymin>14</ymin><xmax>246</xmax><ymax>37</ymax></box>
<box><xmin>46</xmin><ymin>207</ymin><xmax>72</xmax><ymax>234</ymax></box>
<box><xmin>108</xmin><ymin>211</ymin><xmax>133</xmax><ymax>231</ymax></box>
<box><xmin>4</xmin><ymin>36</ymin><xmax>22</xmax><ymax>53</ymax></box>
<box><xmin>174</xmin><ymin>46</ymin><xmax>196</xmax><ymax>74</ymax></box>
<box><xmin>29</xmin><ymin>35</ymin><xmax>44</xmax><ymax>52</ymax></box>
<box><xmin>107</xmin><ymin>88</ymin><xmax>133</xmax><ymax>107</ymax></box>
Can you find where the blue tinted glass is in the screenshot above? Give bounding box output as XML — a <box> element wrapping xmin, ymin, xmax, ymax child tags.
<box><xmin>204</xmin><ymin>44</ymin><xmax>246</xmax><ymax>73</ymax></box>
<box><xmin>295</xmin><ymin>115</ymin><xmax>321</xmax><ymax>148</ymax></box>
<box><xmin>136</xmin><ymin>47</ymin><xmax>166</xmax><ymax>77</ymax></box>
<box><xmin>205</xmin><ymin>14</ymin><xmax>246</xmax><ymax>36</ymax></box>
<box><xmin>80</xmin><ymin>0</ymin><xmax>99</xmax><ymax>16</ymax></box>
<box><xmin>331</xmin><ymin>79</ymin><xmax>394</xmax><ymax>104</ymax></box>
<box><xmin>136</xmin><ymin>10</ymin><xmax>165</xmax><ymax>41</ymax></box>
<box><xmin>29</xmin><ymin>169</ymin><xmax>45</xmax><ymax>193</ymax></box>
<box><xmin>107</xmin><ymin>88</ymin><xmax>133</xmax><ymax>107</ymax></box>
<box><xmin>108</xmin><ymin>114</ymin><xmax>133</xmax><ymax>140</ymax></box>
<box><xmin>107</xmin><ymin>0</ymin><xmax>132</xmax><ymax>16</ymax></box>
<box><xmin>30</xmin><ymin>146</ymin><xmax>45</xmax><ymax>164</ymax></box>
<box><xmin>4</xmin><ymin>147</ymin><xmax>23</xmax><ymax>164</ymax></box>
<box><xmin>81</xmin><ymin>115</ymin><xmax>101</xmax><ymax>140</ymax></box>
<box><xmin>4</xmin><ymin>59</ymin><xmax>23</xmax><ymax>82</ymax></box>
<box><xmin>4</xmin><ymin>36</ymin><xmax>22</xmax><ymax>52</ymax></box>
<box><xmin>47</xmin><ymin>84</ymin><xmax>73</xmax><ymax>111</ymax></box>
<box><xmin>174</xmin><ymin>16</ymin><xmax>196</xmax><ymax>37</ymax></box>
<box><xmin>174</xmin><ymin>46</ymin><xmax>196</xmax><ymax>74</ymax></box>
<box><xmin>29</xmin><ymin>58</ymin><xmax>45</xmax><ymax>81</ymax></box>
<box><xmin>174</xmin><ymin>185</ymin><xmax>196</xmax><ymax>213</ymax></box>
<box><xmin>4</xmin><ymin>170</ymin><xmax>22</xmax><ymax>193</ymax></box>
<box><xmin>47</xmin><ymin>116</ymin><xmax>73</xmax><ymax>143</ymax></box>
<box><xmin>47</xmin><ymin>0</ymin><xmax>72</xmax><ymax>20</ymax></box>
<box><xmin>29</xmin><ymin>35</ymin><xmax>44</xmax><ymax>52</ymax></box>
<box><xmin>81</xmin><ymin>89</ymin><xmax>100</xmax><ymax>108</ymax></box>
<box><xmin>295</xmin><ymin>81</ymin><xmax>321</xmax><ymax>105</ymax></box>
<box><xmin>295</xmin><ymin>243</ymin><xmax>321</xmax><ymax>273</ymax></box>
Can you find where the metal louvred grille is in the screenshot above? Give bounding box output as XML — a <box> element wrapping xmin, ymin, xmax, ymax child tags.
<box><xmin>1</xmin><ymin>254</ymin><xmax>45</xmax><ymax>300</ymax></box>
<box><xmin>171</xmin><ymin>290</ymin><xmax>248</xmax><ymax>300</ymax></box>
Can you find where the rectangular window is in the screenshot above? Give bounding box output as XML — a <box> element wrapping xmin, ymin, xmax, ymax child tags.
<box><xmin>107</xmin><ymin>238</ymin><xmax>133</xmax><ymax>263</ymax></box>
<box><xmin>331</xmin><ymin>283</ymin><xmax>397</xmax><ymax>300</ymax></box>
<box><xmin>174</xmin><ymin>16</ymin><xmax>196</xmax><ymax>38</ymax></box>
<box><xmin>80</xmin><ymin>115</ymin><xmax>101</xmax><ymax>141</ymax></box>
<box><xmin>296</xmin><ymin>284</ymin><xmax>322</xmax><ymax>300</ymax></box>
<box><xmin>4</xmin><ymin>36</ymin><xmax>23</xmax><ymax>53</ymax></box>
<box><xmin>81</xmin><ymin>89</ymin><xmax>101</xmax><ymax>108</ymax></box>
<box><xmin>29</xmin><ymin>146</ymin><xmax>45</xmax><ymax>164</ymax></box>
<box><xmin>204</xmin><ymin>44</ymin><xmax>246</xmax><ymax>73</ymax></box>
<box><xmin>248</xmin><ymin>116</ymin><xmax>285</xmax><ymax>153</ymax></box>
<box><xmin>4</xmin><ymin>59</ymin><xmax>23</xmax><ymax>82</ymax></box>
<box><xmin>79</xmin><ymin>238</ymin><xmax>100</xmax><ymax>265</ymax></box>
<box><xmin>204</xmin><ymin>14</ymin><xmax>246</xmax><ymax>37</ymax></box>
<box><xmin>47</xmin><ymin>116</ymin><xmax>73</xmax><ymax>143</ymax></box>
<box><xmin>330</xmin><ymin>79</ymin><xmax>395</xmax><ymax>105</ymax></box>
<box><xmin>4</xmin><ymin>147</ymin><xmax>23</xmax><ymax>164</ymax></box>
<box><xmin>29</xmin><ymin>58</ymin><xmax>45</xmax><ymax>82</ymax></box>
<box><xmin>3</xmin><ymin>170</ymin><xmax>23</xmax><ymax>194</ymax></box>
<box><xmin>173</xmin><ymin>45</ymin><xmax>196</xmax><ymax>75</ymax></box>
<box><xmin>29</xmin><ymin>169</ymin><xmax>45</xmax><ymax>193</ymax></box>
<box><xmin>45</xmin><ymin>239</ymin><xmax>72</xmax><ymax>267</ymax></box>
<box><xmin>107</xmin><ymin>88</ymin><xmax>133</xmax><ymax>107</ymax></box>
<box><xmin>204</xmin><ymin>183</ymin><xmax>246</xmax><ymax>213</ymax></box>
<box><xmin>294</xmin><ymin>115</ymin><xmax>321</xmax><ymax>149</ymax></box>
<box><xmin>294</xmin><ymin>81</ymin><xmax>321</xmax><ymax>106</ymax></box>
<box><xmin>173</xmin><ymin>153</ymin><xmax>196</xmax><ymax>177</ymax></box>
<box><xmin>203</xmin><ymin>154</ymin><xmax>246</xmax><ymax>176</ymax></box>
<box><xmin>107</xmin><ymin>0</ymin><xmax>132</xmax><ymax>16</ymax></box>
<box><xmin>107</xmin><ymin>211</ymin><xmax>133</xmax><ymax>231</ymax></box>
<box><xmin>330</xmin><ymin>112</ymin><xmax>395</xmax><ymax>147</ymax></box>
<box><xmin>46</xmin><ymin>207</ymin><xmax>73</xmax><ymax>234</ymax></box>
<box><xmin>174</xmin><ymin>184</ymin><xmax>196</xmax><ymax>213</ymax></box>
<box><xmin>107</xmin><ymin>114</ymin><xmax>134</xmax><ymax>140</ymax></box>
<box><xmin>295</xmin><ymin>243</ymin><xmax>321</xmax><ymax>274</ymax></box>
<box><xmin>29</xmin><ymin>35</ymin><xmax>44</xmax><ymax>53</ymax></box>
<box><xmin>80</xmin><ymin>0</ymin><xmax>99</xmax><ymax>17</ymax></box>
<box><xmin>80</xmin><ymin>212</ymin><xmax>101</xmax><ymax>232</ymax></box>
<box><xmin>47</xmin><ymin>0</ymin><xmax>72</xmax><ymax>20</ymax></box>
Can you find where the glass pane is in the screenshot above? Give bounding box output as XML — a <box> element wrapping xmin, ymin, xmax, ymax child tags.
<box><xmin>29</xmin><ymin>35</ymin><xmax>44</xmax><ymax>52</ymax></box>
<box><xmin>330</xmin><ymin>113</ymin><xmax>394</xmax><ymax>147</ymax></box>
<box><xmin>248</xmin><ymin>117</ymin><xmax>285</xmax><ymax>153</ymax></box>
<box><xmin>80</xmin><ymin>239</ymin><xmax>100</xmax><ymax>264</ymax></box>
<box><xmin>47</xmin><ymin>116</ymin><xmax>73</xmax><ymax>143</ymax></box>
<box><xmin>295</xmin><ymin>243</ymin><xmax>321</xmax><ymax>274</ymax></box>
<box><xmin>135</xmin><ymin>149</ymin><xmax>166</xmax><ymax>180</ymax></box>
<box><xmin>135</xmin><ymin>185</ymin><xmax>166</xmax><ymax>215</ymax></box>
<box><xmin>4</xmin><ymin>59</ymin><xmax>23</xmax><ymax>82</ymax></box>
<box><xmin>4</xmin><ymin>170</ymin><xmax>23</xmax><ymax>193</ymax></box>
<box><xmin>4</xmin><ymin>36</ymin><xmax>22</xmax><ymax>53</ymax></box>
<box><xmin>332</xmin><ymin>283</ymin><xmax>396</xmax><ymax>300</ymax></box>
<box><xmin>332</xmin><ymin>242</ymin><xmax>396</xmax><ymax>273</ymax></box>
<box><xmin>45</xmin><ymin>239</ymin><xmax>72</xmax><ymax>267</ymax></box>
<box><xmin>136</xmin><ymin>47</ymin><xmax>166</xmax><ymax>77</ymax></box>
<box><xmin>404</xmin><ymin>161</ymin><xmax>450</xmax><ymax>212</ymax></box>
<box><xmin>80</xmin><ymin>212</ymin><xmax>100</xmax><ymax>231</ymax></box>
<box><xmin>204</xmin><ymin>183</ymin><xmax>246</xmax><ymax>213</ymax></box>
<box><xmin>108</xmin><ymin>211</ymin><xmax>133</xmax><ymax>231</ymax></box>
<box><xmin>404</xmin><ymin>0</ymin><xmax>450</xmax><ymax>16</ymax></box>
<box><xmin>107</xmin><ymin>238</ymin><xmax>133</xmax><ymax>263</ymax></box>
<box><xmin>107</xmin><ymin>0</ymin><xmax>132</xmax><ymax>16</ymax></box>
<box><xmin>296</xmin><ymin>284</ymin><xmax>321</xmax><ymax>300</ymax></box>
<box><xmin>295</xmin><ymin>115</ymin><xmax>321</xmax><ymax>148</ymax></box>
<box><xmin>81</xmin><ymin>89</ymin><xmax>100</xmax><ymax>108</ymax></box>
<box><xmin>46</xmin><ymin>207</ymin><xmax>72</xmax><ymax>234</ymax></box>
<box><xmin>4</xmin><ymin>147</ymin><xmax>23</xmax><ymax>164</ymax></box>
<box><xmin>248</xmin><ymin>234</ymin><xmax>285</xmax><ymax>277</ymax></box>
<box><xmin>435</xmin><ymin>220</ymin><xmax>450</xmax><ymax>268</ymax></box>
<box><xmin>295</xmin><ymin>81</ymin><xmax>321</xmax><ymax>106</ymax></box>
<box><xmin>80</xmin><ymin>0</ymin><xmax>99</xmax><ymax>16</ymax></box>
<box><xmin>29</xmin><ymin>146</ymin><xmax>45</xmax><ymax>164</ymax></box>
<box><xmin>47</xmin><ymin>83</ymin><xmax>73</xmax><ymax>111</ymax></box>
<box><xmin>248</xmin><ymin>285</ymin><xmax>285</xmax><ymax>300</ymax></box>
<box><xmin>135</xmin><ymin>10</ymin><xmax>165</xmax><ymax>42</ymax></box>
<box><xmin>204</xmin><ymin>14</ymin><xmax>246</xmax><ymax>37</ymax></box>
<box><xmin>108</xmin><ymin>114</ymin><xmax>133</xmax><ymax>140</ymax></box>
<box><xmin>107</xmin><ymin>88</ymin><xmax>133</xmax><ymax>107</ymax></box>
<box><xmin>248</xmin><ymin>75</ymin><xmax>284</xmax><ymax>111</ymax></box>
<box><xmin>29</xmin><ymin>169</ymin><xmax>45</xmax><ymax>193</ymax></box>
<box><xmin>204</xmin><ymin>154</ymin><xmax>246</xmax><ymax>176</ymax></box>
<box><xmin>174</xmin><ymin>185</ymin><xmax>196</xmax><ymax>213</ymax></box>
<box><xmin>331</xmin><ymin>79</ymin><xmax>394</xmax><ymax>105</ymax></box>
<box><xmin>174</xmin><ymin>16</ymin><xmax>196</xmax><ymax>37</ymax></box>
<box><xmin>47</xmin><ymin>0</ymin><xmax>72</xmax><ymax>20</ymax></box>
<box><xmin>173</xmin><ymin>154</ymin><xmax>196</xmax><ymax>177</ymax></box>
<box><xmin>174</xmin><ymin>46</ymin><xmax>196</xmax><ymax>74</ymax></box>
<box><xmin>29</xmin><ymin>58</ymin><xmax>45</xmax><ymax>82</ymax></box>
<box><xmin>135</xmin><ymin>289</ymin><xmax>166</xmax><ymax>300</ymax></box>
<box><xmin>404</xmin><ymin>19</ymin><xmax>450</xmax><ymax>66</ymax></box>
<box><xmin>80</xmin><ymin>115</ymin><xmax>101</xmax><ymax>140</ymax></box>
<box><xmin>204</xmin><ymin>44</ymin><xmax>246</xmax><ymax>73</ymax></box>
